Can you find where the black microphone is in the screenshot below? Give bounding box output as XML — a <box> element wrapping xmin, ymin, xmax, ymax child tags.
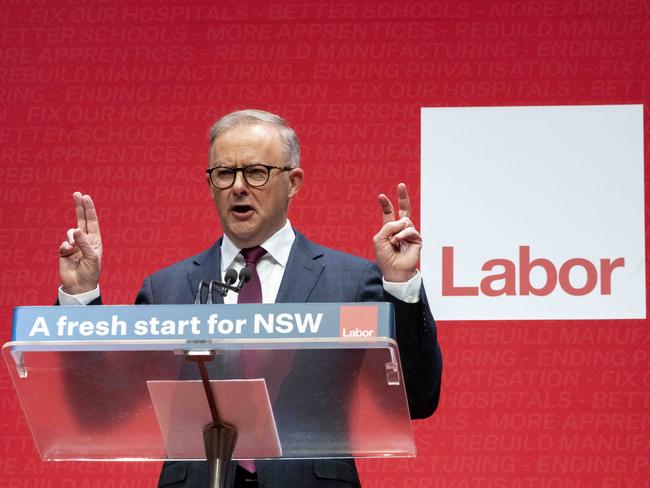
<box><xmin>235</xmin><ymin>267</ymin><xmax>252</xmax><ymax>292</ymax></box>
<box><xmin>224</xmin><ymin>268</ymin><xmax>238</xmax><ymax>286</ymax></box>
<box><xmin>213</xmin><ymin>268</ymin><xmax>239</xmax><ymax>298</ymax></box>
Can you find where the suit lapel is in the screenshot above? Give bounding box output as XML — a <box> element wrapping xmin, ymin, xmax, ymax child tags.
<box><xmin>185</xmin><ymin>240</ymin><xmax>224</xmax><ymax>304</ymax></box>
<box><xmin>186</xmin><ymin>232</ymin><xmax>324</xmax><ymax>304</ymax></box>
<box><xmin>275</xmin><ymin>231</ymin><xmax>324</xmax><ymax>303</ymax></box>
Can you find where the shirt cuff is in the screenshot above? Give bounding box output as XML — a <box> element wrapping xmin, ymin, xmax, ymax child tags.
<box><xmin>382</xmin><ymin>271</ymin><xmax>422</xmax><ymax>303</ymax></box>
<box><xmin>58</xmin><ymin>286</ymin><xmax>100</xmax><ymax>305</ymax></box>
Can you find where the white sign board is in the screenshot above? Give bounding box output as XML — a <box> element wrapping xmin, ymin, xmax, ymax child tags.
<box><xmin>421</xmin><ymin>105</ymin><xmax>645</xmax><ymax>320</ymax></box>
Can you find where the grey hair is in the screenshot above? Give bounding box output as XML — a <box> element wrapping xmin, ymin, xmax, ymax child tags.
<box><xmin>208</xmin><ymin>109</ymin><xmax>300</xmax><ymax>168</ymax></box>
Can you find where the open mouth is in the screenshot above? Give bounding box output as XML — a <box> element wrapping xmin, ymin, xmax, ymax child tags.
<box><xmin>232</xmin><ymin>204</ymin><xmax>254</xmax><ymax>216</ymax></box>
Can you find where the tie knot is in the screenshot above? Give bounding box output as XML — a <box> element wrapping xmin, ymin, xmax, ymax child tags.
<box><xmin>240</xmin><ymin>246</ymin><xmax>266</xmax><ymax>267</ymax></box>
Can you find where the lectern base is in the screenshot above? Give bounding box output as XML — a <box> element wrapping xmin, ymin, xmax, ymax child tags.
<box><xmin>204</xmin><ymin>423</ymin><xmax>238</xmax><ymax>488</ymax></box>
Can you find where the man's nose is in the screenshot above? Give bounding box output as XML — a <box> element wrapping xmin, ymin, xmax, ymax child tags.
<box><xmin>231</xmin><ymin>170</ymin><xmax>249</xmax><ymax>194</ymax></box>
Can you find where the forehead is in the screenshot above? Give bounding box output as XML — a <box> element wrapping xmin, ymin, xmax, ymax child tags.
<box><xmin>210</xmin><ymin>123</ymin><xmax>284</xmax><ymax>164</ymax></box>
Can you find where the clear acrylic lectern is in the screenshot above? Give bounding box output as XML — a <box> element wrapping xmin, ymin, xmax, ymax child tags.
<box><xmin>4</xmin><ymin>303</ymin><xmax>415</xmax><ymax>485</ymax></box>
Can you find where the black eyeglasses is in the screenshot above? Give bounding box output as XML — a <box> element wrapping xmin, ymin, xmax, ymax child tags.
<box><xmin>206</xmin><ymin>164</ymin><xmax>292</xmax><ymax>189</ymax></box>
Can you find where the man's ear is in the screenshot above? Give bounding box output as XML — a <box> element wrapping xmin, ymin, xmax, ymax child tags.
<box><xmin>288</xmin><ymin>168</ymin><xmax>304</xmax><ymax>199</ymax></box>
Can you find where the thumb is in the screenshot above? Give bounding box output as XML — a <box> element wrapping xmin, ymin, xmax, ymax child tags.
<box><xmin>59</xmin><ymin>240</ymin><xmax>75</xmax><ymax>257</ymax></box>
<box><xmin>375</xmin><ymin>218</ymin><xmax>410</xmax><ymax>241</ymax></box>
<box><xmin>73</xmin><ymin>229</ymin><xmax>97</xmax><ymax>260</ymax></box>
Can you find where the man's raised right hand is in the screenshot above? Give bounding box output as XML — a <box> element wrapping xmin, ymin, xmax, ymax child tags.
<box><xmin>59</xmin><ymin>192</ymin><xmax>103</xmax><ymax>295</ymax></box>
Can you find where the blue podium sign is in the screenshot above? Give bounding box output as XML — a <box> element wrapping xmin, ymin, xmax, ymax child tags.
<box><xmin>11</xmin><ymin>302</ymin><xmax>395</xmax><ymax>344</ymax></box>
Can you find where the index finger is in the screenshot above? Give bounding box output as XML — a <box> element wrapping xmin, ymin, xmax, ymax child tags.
<box><xmin>397</xmin><ymin>182</ymin><xmax>411</xmax><ymax>219</ymax></box>
<box><xmin>378</xmin><ymin>193</ymin><xmax>395</xmax><ymax>225</ymax></box>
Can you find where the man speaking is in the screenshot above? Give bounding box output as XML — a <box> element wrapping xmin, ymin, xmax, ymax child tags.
<box><xmin>57</xmin><ymin>110</ymin><xmax>442</xmax><ymax>487</ymax></box>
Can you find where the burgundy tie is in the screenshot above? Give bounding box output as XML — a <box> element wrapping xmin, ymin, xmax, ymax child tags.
<box><xmin>237</xmin><ymin>246</ymin><xmax>266</xmax><ymax>304</ymax></box>
<box><xmin>236</xmin><ymin>246</ymin><xmax>266</xmax><ymax>474</ymax></box>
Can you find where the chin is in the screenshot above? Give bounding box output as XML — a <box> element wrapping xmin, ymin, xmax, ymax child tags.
<box><xmin>227</xmin><ymin>226</ymin><xmax>259</xmax><ymax>246</ymax></box>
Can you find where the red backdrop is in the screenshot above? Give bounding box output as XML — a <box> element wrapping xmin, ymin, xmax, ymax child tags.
<box><xmin>1</xmin><ymin>0</ymin><xmax>649</xmax><ymax>486</ymax></box>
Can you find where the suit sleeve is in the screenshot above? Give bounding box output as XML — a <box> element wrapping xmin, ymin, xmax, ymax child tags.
<box><xmin>135</xmin><ymin>276</ymin><xmax>154</xmax><ymax>304</ymax></box>
<box><xmin>55</xmin><ymin>277</ymin><xmax>170</xmax><ymax>433</ymax></box>
<box><xmin>357</xmin><ymin>262</ymin><xmax>442</xmax><ymax>420</ymax></box>
<box><xmin>63</xmin><ymin>275</ymin><xmax>157</xmax><ymax>305</ymax></box>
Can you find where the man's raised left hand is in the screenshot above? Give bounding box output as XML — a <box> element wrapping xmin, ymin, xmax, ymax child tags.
<box><xmin>374</xmin><ymin>183</ymin><xmax>422</xmax><ymax>282</ymax></box>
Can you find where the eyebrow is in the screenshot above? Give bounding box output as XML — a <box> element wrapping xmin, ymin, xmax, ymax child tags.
<box><xmin>211</xmin><ymin>162</ymin><xmax>265</xmax><ymax>167</ymax></box>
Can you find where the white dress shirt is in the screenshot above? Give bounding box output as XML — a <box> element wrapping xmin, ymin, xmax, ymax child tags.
<box><xmin>220</xmin><ymin>220</ymin><xmax>295</xmax><ymax>304</ymax></box>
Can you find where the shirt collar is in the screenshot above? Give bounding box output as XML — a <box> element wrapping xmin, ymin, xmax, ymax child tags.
<box><xmin>220</xmin><ymin>220</ymin><xmax>295</xmax><ymax>272</ymax></box>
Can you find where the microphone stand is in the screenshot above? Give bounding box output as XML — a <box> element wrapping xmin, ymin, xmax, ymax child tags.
<box><xmin>187</xmin><ymin>267</ymin><xmax>253</xmax><ymax>487</ymax></box>
<box><xmin>194</xmin><ymin>268</ymin><xmax>252</xmax><ymax>304</ymax></box>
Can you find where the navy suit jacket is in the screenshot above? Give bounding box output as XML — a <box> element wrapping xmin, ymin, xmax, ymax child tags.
<box><xmin>141</xmin><ymin>231</ymin><xmax>442</xmax><ymax>488</ymax></box>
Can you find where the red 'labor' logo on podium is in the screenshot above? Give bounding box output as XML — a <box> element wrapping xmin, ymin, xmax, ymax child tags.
<box><xmin>340</xmin><ymin>305</ymin><xmax>378</xmax><ymax>338</ymax></box>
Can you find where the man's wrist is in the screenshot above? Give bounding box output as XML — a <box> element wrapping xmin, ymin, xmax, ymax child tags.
<box><xmin>382</xmin><ymin>271</ymin><xmax>422</xmax><ymax>303</ymax></box>
<box><xmin>382</xmin><ymin>270</ymin><xmax>417</xmax><ymax>283</ymax></box>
